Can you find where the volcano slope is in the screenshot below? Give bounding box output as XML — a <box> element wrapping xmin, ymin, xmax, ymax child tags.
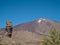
<box><xmin>0</xmin><ymin>18</ymin><xmax>60</xmax><ymax>45</ymax></box>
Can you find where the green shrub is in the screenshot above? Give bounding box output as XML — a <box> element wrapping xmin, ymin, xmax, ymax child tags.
<box><xmin>42</xmin><ymin>27</ymin><xmax>60</xmax><ymax>45</ymax></box>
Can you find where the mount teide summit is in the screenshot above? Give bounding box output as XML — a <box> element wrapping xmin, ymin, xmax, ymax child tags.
<box><xmin>13</xmin><ymin>18</ymin><xmax>60</xmax><ymax>35</ymax></box>
<box><xmin>12</xmin><ymin>18</ymin><xmax>60</xmax><ymax>43</ymax></box>
<box><xmin>0</xmin><ymin>18</ymin><xmax>60</xmax><ymax>45</ymax></box>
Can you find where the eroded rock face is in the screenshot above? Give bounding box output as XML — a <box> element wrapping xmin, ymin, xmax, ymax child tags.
<box><xmin>5</xmin><ymin>21</ymin><xmax>13</xmax><ymax>38</ymax></box>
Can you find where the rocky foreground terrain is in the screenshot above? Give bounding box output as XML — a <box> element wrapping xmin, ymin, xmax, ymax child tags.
<box><xmin>0</xmin><ymin>18</ymin><xmax>60</xmax><ymax>45</ymax></box>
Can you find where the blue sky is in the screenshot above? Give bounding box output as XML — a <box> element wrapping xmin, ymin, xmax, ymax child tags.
<box><xmin>0</xmin><ymin>0</ymin><xmax>60</xmax><ymax>28</ymax></box>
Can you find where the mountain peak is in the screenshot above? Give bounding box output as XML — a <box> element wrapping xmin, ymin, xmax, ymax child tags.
<box><xmin>37</xmin><ymin>18</ymin><xmax>46</xmax><ymax>23</ymax></box>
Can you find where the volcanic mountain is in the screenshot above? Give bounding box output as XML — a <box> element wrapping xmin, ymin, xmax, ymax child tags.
<box><xmin>13</xmin><ymin>18</ymin><xmax>60</xmax><ymax>35</ymax></box>
<box><xmin>0</xmin><ymin>18</ymin><xmax>60</xmax><ymax>45</ymax></box>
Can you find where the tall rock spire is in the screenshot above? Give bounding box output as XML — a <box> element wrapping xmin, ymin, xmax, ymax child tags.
<box><xmin>5</xmin><ymin>21</ymin><xmax>13</xmax><ymax>38</ymax></box>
